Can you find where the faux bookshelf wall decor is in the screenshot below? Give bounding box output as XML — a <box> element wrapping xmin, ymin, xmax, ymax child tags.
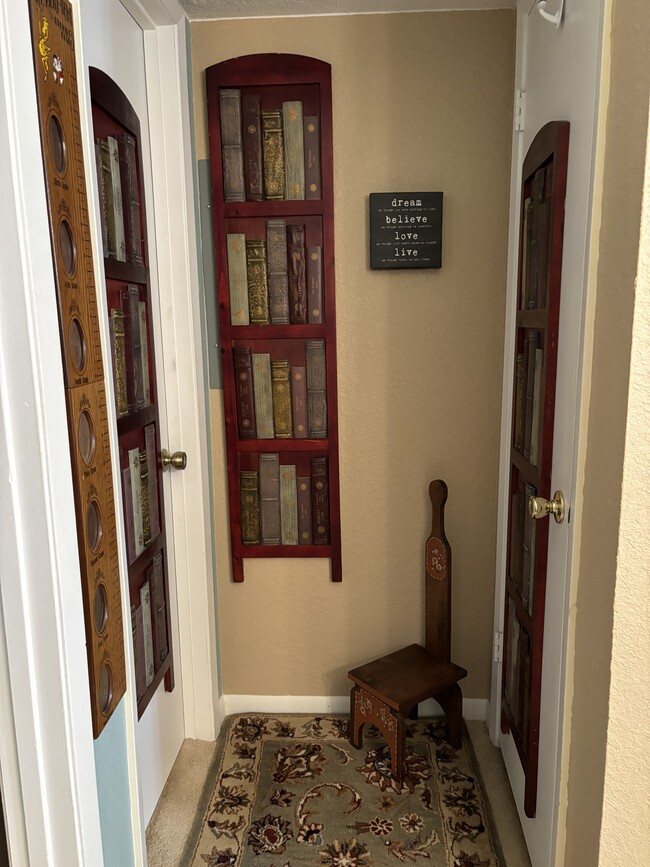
<box><xmin>28</xmin><ymin>0</ymin><xmax>126</xmax><ymax>737</ymax></box>
<box><xmin>90</xmin><ymin>68</ymin><xmax>175</xmax><ymax>718</ymax></box>
<box><xmin>206</xmin><ymin>54</ymin><xmax>342</xmax><ymax>583</ymax></box>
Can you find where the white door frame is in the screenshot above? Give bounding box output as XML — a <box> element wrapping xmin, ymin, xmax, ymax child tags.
<box><xmin>489</xmin><ymin>1</ymin><xmax>609</xmax><ymax>865</ymax></box>
<box><xmin>1</xmin><ymin>0</ymin><xmax>219</xmax><ymax>863</ymax></box>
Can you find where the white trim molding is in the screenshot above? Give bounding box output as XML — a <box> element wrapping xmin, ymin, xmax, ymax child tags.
<box><xmin>223</xmin><ymin>695</ymin><xmax>488</xmax><ymax>720</ymax></box>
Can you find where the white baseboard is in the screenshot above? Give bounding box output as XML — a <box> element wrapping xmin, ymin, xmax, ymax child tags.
<box><xmin>222</xmin><ymin>695</ymin><xmax>488</xmax><ymax>721</ymax></box>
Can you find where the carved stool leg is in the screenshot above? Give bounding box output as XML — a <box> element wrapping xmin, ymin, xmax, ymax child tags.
<box><xmin>436</xmin><ymin>683</ymin><xmax>463</xmax><ymax>749</ymax></box>
<box><xmin>349</xmin><ymin>686</ymin><xmax>364</xmax><ymax>750</ymax></box>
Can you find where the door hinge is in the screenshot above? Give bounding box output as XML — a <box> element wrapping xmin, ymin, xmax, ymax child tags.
<box><xmin>514</xmin><ymin>89</ymin><xmax>526</xmax><ymax>132</ymax></box>
<box><xmin>494</xmin><ymin>631</ymin><xmax>504</xmax><ymax>664</ymax></box>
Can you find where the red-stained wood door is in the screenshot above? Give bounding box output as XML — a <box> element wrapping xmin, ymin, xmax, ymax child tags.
<box><xmin>501</xmin><ymin>121</ymin><xmax>570</xmax><ymax>818</ymax></box>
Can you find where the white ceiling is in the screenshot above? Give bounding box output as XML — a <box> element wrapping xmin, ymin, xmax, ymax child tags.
<box><xmin>179</xmin><ymin>0</ymin><xmax>517</xmax><ymax>21</ymax></box>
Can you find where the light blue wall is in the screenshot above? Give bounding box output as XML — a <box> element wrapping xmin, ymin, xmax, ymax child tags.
<box><xmin>94</xmin><ymin>699</ymin><xmax>136</xmax><ymax>867</ymax></box>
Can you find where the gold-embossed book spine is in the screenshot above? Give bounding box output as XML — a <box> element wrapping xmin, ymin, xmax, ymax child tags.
<box><xmin>282</xmin><ymin>100</ymin><xmax>305</xmax><ymax>200</ymax></box>
<box><xmin>240</xmin><ymin>470</ymin><xmax>261</xmax><ymax>545</ymax></box>
<box><xmin>252</xmin><ymin>353</ymin><xmax>274</xmax><ymax>438</ymax></box>
<box><xmin>139</xmin><ymin>449</ymin><xmax>151</xmax><ymax>546</ymax></box>
<box><xmin>110</xmin><ymin>309</ymin><xmax>128</xmax><ymax>416</ymax></box>
<box><xmin>246</xmin><ymin>239</ymin><xmax>270</xmax><ymax>325</ymax></box>
<box><xmin>307</xmin><ymin>246</ymin><xmax>323</xmax><ymax>324</ymax></box>
<box><xmin>304</xmin><ymin>116</ymin><xmax>321</xmax><ymax>200</ymax></box>
<box><xmin>271</xmin><ymin>359</ymin><xmax>293</xmax><ymax>438</ymax></box>
<box><xmin>280</xmin><ymin>464</ymin><xmax>298</xmax><ymax>545</ymax></box>
<box><xmin>262</xmin><ymin>109</ymin><xmax>285</xmax><ymax>200</ymax></box>
<box><xmin>219</xmin><ymin>88</ymin><xmax>245</xmax><ymax>202</ymax></box>
<box><xmin>306</xmin><ymin>339</ymin><xmax>327</xmax><ymax>438</ymax></box>
<box><xmin>266</xmin><ymin>219</ymin><xmax>290</xmax><ymax>324</ymax></box>
<box><xmin>226</xmin><ymin>233</ymin><xmax>250</xmax><ymax>326</ymax></box>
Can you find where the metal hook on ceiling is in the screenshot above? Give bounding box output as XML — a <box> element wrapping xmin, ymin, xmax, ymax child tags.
<box><xmin>537</xmin><ymin>0</ymin><xmax>565</xmax><ymax>28</ymax></box>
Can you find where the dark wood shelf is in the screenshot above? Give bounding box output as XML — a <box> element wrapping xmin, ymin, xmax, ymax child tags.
<box><xmin>117</xmin><ymin>404</ymin><xmax>157</xmax><ymax>436</ymax></box>
<box><xmin>104</xmin><ymin>257</ymin><xmax>148</xmax><ymax>285</ymax></box>
<box><xmin>224</xmin><ymin>199</ymin><xmax>324</xmax><ymax>219</ymax></box>
<box><xmin>236</xmin><ymin>438</ymin><xmax>328</xmax><ymax>452</ymax></box>
<box><xmin>208</xmin><ymin>54</ymin><xmax>341</xmax><ymax>584</ymax></box>
<box><xmin>127</xmin><ymin>532</ymin><xmax>164</xmax><ymax>583</ymax></box>
<box><xmin>136</xmin><ymin>651</ymin><xmax>174</xmax><ymax>718</ymax></box>
<box><xmin>505</xmin><ymin>574</ymin><xmax>534</xmax><ymax>634</ymax></box>
<box><xmin>226</xmin><ymin>324</ymin><xmax>328</xmax><ymax>340</ymax></box>
<box><xmin>510</xmin><ymin>447</ymin><xmax>541</xmax><ymax>489</ymax></box>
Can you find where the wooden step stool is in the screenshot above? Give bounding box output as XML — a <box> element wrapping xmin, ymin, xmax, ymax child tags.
<box><xmin>348</xmin><ymin>480</ymin><xmax>467</xmax><ymax>784</ymax></box>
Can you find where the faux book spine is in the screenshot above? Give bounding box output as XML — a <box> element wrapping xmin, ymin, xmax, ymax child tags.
<box><xmin>240</xmin><ymin>470</ymin><xmax>260</xmax><ymax>545</ymax></box>
<box><xmin>233</xmin><ymin>346</ymin><xmax>257</xmax><ymax>438</ymax></box>
<box><xmin>259</xmin><ymin>453</ymin><xmax>280</xmax><ymax>545</ymax></box>
<box><xmin>280</xmin><ymin>464</ymin><xmax>298</xmax><ymax>545</ymax></box>
<box><xmin>307</xmin><ymin>246</ymin><xmax>323</xmax><ymax>324</ymax></box>
<box><xmin>226</xmin><ymin>233</ymin><xmax>249</xmax><ymax>326</ymax></box>
<box><xmin>242</xmin><ymin>94</ymin><xmax>263</xmax><ymax>202</ymax></box>
<box><xmin>306</xmin><ymin>339</ymin><xmax>327</xmax><ymax>438</ymax></box>
<box><xmin>287</xmin><ymin>224</ymin><xmax>307</xmax><ymax>324</ymax></box>
<box><xmin>266</xmin><ymin>219</ymin><xmax>290</xmax><ymax>325</ymax></box>
<box><xmin>262</xmin><ymin>109</ymin><xmax>285</xmax><ymax>201</ymax></box>
<box><xmin>246</xmin><ymin>239</ymin><xmax>270</xmax><ymax>326</ymax></box>
<box><xmin>283</xmin><ymin>100</ymin><xmax>305</xmax><ymax>200</ymax></box>
<box><xmin>304</xmin><ymin>116</ymin><xmax>321</xmax><ymax>200</ymax></box>
<box><xmin>219</xmin><ymin>89</ymin><xmax>245</xmax><ymax>202</ymax></box>
<box><xmin>252</xmin><ymin>353</ymin><xmax>273</xmax><ymax>438</ymax></box>
<box><xmin>271</xmin><ymin>359</ymin><xmax>292</xmax><ymax>438</ymax></box>
<box><xmin>291</xmin><ymin>366</ymin><xmax>308</xmax><ymax>439</ymax></box>
<box><xmin>311</xmin><ymin>456</ymin><xmax>330</xmax><ymax>545</ymax></box>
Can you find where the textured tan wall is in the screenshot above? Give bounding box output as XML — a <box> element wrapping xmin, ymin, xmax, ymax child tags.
<box><xmin>191</xmin><ymin>11</ymin><xmax>515</xmax><ymax>698</ymax></box>
<box><xmin>564</xmin><ymin>0</ymin><xmax>650</xmax><ymax>862</ymax></box>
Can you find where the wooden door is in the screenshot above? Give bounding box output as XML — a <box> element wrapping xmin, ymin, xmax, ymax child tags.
<box><xmin>501</xmin><ymin>121</ymin><xmax>569</xmax><ymax>818</ymax></box>
<box><xmin>89</xmin><ymin>68</ymin><xmax>175</xmax><ymax>719</ymax></box>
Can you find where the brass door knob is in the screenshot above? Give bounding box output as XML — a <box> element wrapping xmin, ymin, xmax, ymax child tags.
<box><xmin>529</xmin><ymin>490</ymin><xmax>565</xmax><ymax>524</ymax></box>
<box><xmin>160</xmin><ymin>449</ymin><xmax>187</xmax><ymax>471</ymax></box>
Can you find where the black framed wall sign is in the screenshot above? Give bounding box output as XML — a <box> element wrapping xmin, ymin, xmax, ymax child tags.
<box><xmin>369</xmin><ymin>192</ymin><xmax>443</xmax><ymax>269</ymax></box>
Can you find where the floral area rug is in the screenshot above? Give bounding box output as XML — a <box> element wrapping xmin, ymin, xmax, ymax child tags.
<box><xmin>189</xmin><ymin>714</ymin><xmax>500</xmax><ymax>867</ymax></box>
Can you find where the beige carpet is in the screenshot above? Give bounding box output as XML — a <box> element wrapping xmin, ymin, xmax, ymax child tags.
<box><xmin>147</xmin><ymin>718</ymin><xmax>530</xmax><ymax>867</ymax></box>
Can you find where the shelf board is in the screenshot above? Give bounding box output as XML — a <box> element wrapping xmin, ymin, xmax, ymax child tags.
<box><xmin>136</xmin><ymin>651</ymin><xmax>173</xmax><ymax>720</ymax></box>
<box><xmin>517</xmin><ymin>308</ymin><xmax>547</xmax><ymax>330</ymax></box>
<box><xmin>224</xmin><ymin>199</ymin><xmax>324</xmax><ymax>219</ymax></box>
<box><xmin>117</xmin><ymin>404</ymin><xmax>157</xmax><ymax>436</ymax></box>
<box><xmin>236</xmin><ymin>438</ymin><xmax>328</xmax><ymax>452</ymax></box>
<box><xmin>226</xmin><ymin>324</ymin><xmax>328</xmax><ymax>340</ymax></box>
<box><xmin>104</xmin><ymin>257</ymin><xmax>148</xmax><ymax>285</ymax></box>
<box><xmin>127</xmin><ymin>532</ymin><xmax>164</xmax><ymax>581</ymax></box>
<box><xmin>235</xmin><ymin>544</ymin><xmax>333</xmax><ymax>557</ymax></box>
<box><xmin>510</xmin><ymin>447</ymin><xmax>540</xmax><ymax>487</ymax></box>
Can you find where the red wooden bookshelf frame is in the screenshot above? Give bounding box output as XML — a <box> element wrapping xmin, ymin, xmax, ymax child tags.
<box><xmin>501</xmin><ymin>121</ymin><xmax>570</xmax><ymax>817</ymax></box>
<box><xmin>206</xmin><ymin>54</ymin><xmax>342</xmax><ymax>583</ymax></box>
<box><xmin>90</xmin><ymin>67</ymin><xmax>175</xmax><ymax>718</ymax></box>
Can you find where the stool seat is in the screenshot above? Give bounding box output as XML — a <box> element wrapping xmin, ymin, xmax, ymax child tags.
<box><xmin>349</xmin><ymin>643</ymin><xmax>467</xmax><ymax>713</ymax></box>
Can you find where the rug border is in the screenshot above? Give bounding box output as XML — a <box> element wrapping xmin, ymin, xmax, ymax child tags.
<box><xmin>183</xmin><ymin>713</ymin><xmax>504</xmax><ymax>867</ymax></box>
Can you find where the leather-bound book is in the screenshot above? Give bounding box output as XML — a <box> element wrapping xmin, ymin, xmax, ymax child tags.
<box><xmin>117</xmin><ymin>132</ymin><xmax>144</xmax><ymax>267</ymax></box>
<box><xmin>110</xmin><ymin>309</ymin><xmax>128</xmax><ymax>417</ymax></box>
<box><xmin>107</xmin><ymin>136</ymin><xmax>126</xmax><ymax>261</ymax></box>
<box><xmin>271</xmin><ymin>360</ymin><xmax>293</xmax><ymax>438</ymax></box>
<box><xmin>150</xmin><ymin>552</ymin><xmax>168</xmax><ymax>666</ymax></box>
<box><xmin>287</xmin><ymin>224</ymin><xmax>307</xmax><ymax>324</ymax></box>
<box><xmin>266</xmin><ymin>219</ymin><xmax>290</xmax><ymax>325</ymax></box>
<box><xmin>138</xmin><ymin>301</ymin><xmax>150</xmax><ymax>408</ymax></box>
<box><xmin>233</xmin><ymin>346</ymin><xmax>257</xmax><ymax>438</ymax></box>
<box><xmin>310</xmin><ymin>456</ymin><xmax>330</xmax><ymax>545</ymax></box>
<box><xmin>307</xmin><ymin>246</ymin><xmax>323</xmax><ymax>324</ymax></box>
<box><xmin>291</xmin><ymin>366</ymin><xmax>308</xmax><ymax>439</ymax></box>
<box><xmin>121</xmin><ymin>465</ymin><xmax>136</xmax><ymax>564</ymax></box>
<box><xmin>240</xmin><ymin>470</ymin><xmax>260</xmax><ymax>545</ymax></box>
<box><xmin>226</xmin><ymin>233</ymin><xmax>250</xmax><ymax>326</ymax></box>
<box><xmin>513</xmin><ymin>352</ymin><xmax>525</xmax><ymax>453</ymax></box>
<box><xmin>139</xmin><ymin>449</ymin><xmax>151</xmax><ymax>547</ymax></box>
<box><xmin>304</xmin><ymin>116</ymin><xmax>321</xmax><ymax>200</ymax></box>
<box><xmin>121</xmin><ymin>285</ymin><xmax>144</xmax><ymax>411</ymax></box>
<box><xmin>140</xmin><ymin>580</ymin><xmax>155</xmax><ymax>687</ymax></box>
<box><xmin>306</xmin><ymin>339</ymin><xmax>327</xmax><ymax>438</ymax></box>
<box><xmin>529</xmin><ymin>348</ymin><xmax>544</xmax><ymax>467</ymax></box>
<box><xmin>252</xmin><ymin>353</ymin><xmax>274</xmax><ymax>438</ymax></box>
<box><xmin>144</xmin><ymin>424</ymin><xmax>160</xmax><ymax>540</ymax></box>
<box><xmin>96</xmin><ymin>139</ymin><xmax>117</xmax><ymax>258</ymax></box>
<box><xmin>246</xmin><ymin>239</ymin><xmax>270</xmax><ymax>325</ymax></box>
<box><xmin>242</xmin><ymin>94</ymin><xmax>263</xmax><ymax>201</ymax></box>
<box><xmin>94</xmin><ymin>142</ymin><xmax>109</xmax><ymax>257</ymax></box>
<box><xmin>259</xmin><ymin>453</ymin><xmax>281</xmax><ymax>545</ymax></box>
<box><xmin>219</xmin><ymin>89</ymin><xmax>245</xmax><ymax>202</ymax></box>
<box><xmin>262</xmin><ymin>109</ymin><xmax>285</xmax><ymax>200</ymax></box>
<box><xmin>523</xmin><ymin>330</ymin><xmax>538</xmax><ymax>460</ymax></box>
<box><xmin>297</xmin><ymin>476</ymin><xmax>313</xmax><ymax>544</ymax></box>
<box><xmin>134</xmin><ymin>604</ymin><xmax>146</xmax><ymax>699</ymax></box>
<box><xmin>282</xmin><ymin>101</ymin><xmax>305</xmax><ymax>199</ymax></box>
<box><xmin>280</xmin><ymin>464</ymin><xmax>298</xmax><ymax>545</ymax></box>
<box><xmin>128</xmin><ymin>447</ymin><xmax>144</xmax><ymax>557</ymax></box>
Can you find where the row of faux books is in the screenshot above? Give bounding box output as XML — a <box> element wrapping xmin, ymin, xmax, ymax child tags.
<box><xmin>130</xmin><ymin>551</ymin><xmax>168</xmax><ymax>701</ymax></box>
<box><xmin>504</xmin><ymin>599</ymin><xmax>531</xmax><ymax>741</ymax></box>
<box><xmin>121</xmin><ymin>426</ymin><xmax>161</xmax><ymax>565</ymax></box>
<box><xmin>235</xmin><ymin>342</ymin><xmax>327</xmax><ymax>440</ymax></box>
<box><xmin>227</xmin><ymin>224</ymin><xmax>322</xmax><ymax>326</ymax></box>
<box><xmin>509</xmin><ymin>482</ymin><xmax>536</xmax><ymax>618</ymax></box>
<box><xmin>219</xmin><ymin>89</ymin><xmax>321</xmax><ymax>202</ymax></box>
<box><xmin>109</xmin><ymin>285</ymin><xmax>151</xmax><ymax>417</ymax></box>
<box><xmin>240</xmin><ymin>455</ymin><xmax>330</xmax><ymax>546</ymax></box>
<box><xmin>520</xmin><ymin>163</ymin><xmax>552</xmax><ymax>311</ymax></box>
<box><xmin>95</xmin><ymin>133</ymin><xmax>143</xmax><ymax>265</ymax></box>
<box><xmin>513</xmin><ymin>331</ymin><xmax>544</xmax><ymax>466</ymax></box>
